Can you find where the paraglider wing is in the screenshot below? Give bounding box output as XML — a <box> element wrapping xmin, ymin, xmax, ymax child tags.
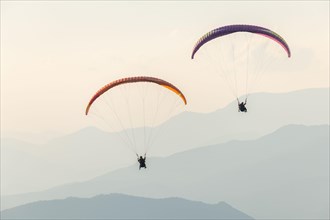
<box><xmin>191</xmin><ymin>24</ymin><xmax>291</xmax><ymax>59</ymax></box>
<box><xmin>85</xmin><ymin>76</ymin><xmax>187</xmax><ymax>115</ymax></box>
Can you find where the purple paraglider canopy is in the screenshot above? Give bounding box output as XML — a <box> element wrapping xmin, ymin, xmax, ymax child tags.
<box><xmin>191</xmin><ymin>24</ymin><xmax>291</xmax><ymax>59</ymax></box>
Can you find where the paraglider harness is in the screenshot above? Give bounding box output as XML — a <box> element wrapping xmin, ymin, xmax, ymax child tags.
<box><xmin>137</xmin><ymin>153</ymin><xmax>147</xmax><ymax>170</ymax></box>
<box><xmin>237</xmin><ymin>98</ymin><xmax>247</xmax><ymax>113</ymax></box>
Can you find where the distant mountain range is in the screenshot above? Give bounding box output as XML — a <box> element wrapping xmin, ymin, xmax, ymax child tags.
<box><xmin>0</xmin><ymin>193</ymin><xmax>254</xmax><ymax>219</ymax></box>
<box><xmin>2</xmin><ymin>124</ymin><xmax>329</xmax><ymax>219</ymax></box>
<box><xmin>1</xmin><ymin>88</ymin><xmax>329</xmax><ymax>195</ymax></box>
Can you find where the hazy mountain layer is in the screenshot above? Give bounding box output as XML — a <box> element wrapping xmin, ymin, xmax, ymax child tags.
<box><xmin>2</xmin><ymin>124</ymin><xmax>329</xmax><ymax>219</ymax></box>
<box><xmin>1</xmin><ymin>193</ymin><xmax>253</xmax><ymax>219</ymax></box>
<box><xmin>1</xmin><ymin>88</ymin><xmax>329</xmax><ymax>195</ymax></box>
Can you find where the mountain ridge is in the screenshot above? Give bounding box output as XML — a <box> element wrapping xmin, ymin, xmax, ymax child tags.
<box><xmin>1</xmin><ymin>193</ymin><xmax>254</xmax><ymax>219</ymax></box>
<box><xmin>2</xmin><ymin>124</ymin><xmax>329</xmax><ymax>219</ymax></box>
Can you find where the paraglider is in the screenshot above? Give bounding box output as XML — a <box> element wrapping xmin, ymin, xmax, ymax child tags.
<box><xmin>137</xmin><ymin>153</ymin><xmax>147</xmax><ymax>170</ymax></box>
<box><xmin>238</xmin><ymin>98</ymin><xmax>247</xmax><ymax>113</ymax></box>
<box><xmin>85</xmin><ymin>76</ymin><xmax>187</xmax><ymax>116</ymax></box>
<box><xmin>191</xmin><ymin>24</ymin><xmax>291</xmax><ymax>112</ymax></box>
<box><xmin>85</xmin><ymin>76</ymin><xmax>187</xmax><ymax>169</ymax></box>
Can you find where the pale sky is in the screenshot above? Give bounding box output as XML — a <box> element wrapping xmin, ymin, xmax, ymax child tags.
<box><xmin>1</xmin><ymin>1</ymin><xmax>329</xmax><ymax>135</ymax></box>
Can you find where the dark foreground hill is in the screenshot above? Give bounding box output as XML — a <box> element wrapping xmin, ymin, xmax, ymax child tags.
<box><xmin>1</xmin><ymin>193</ymin><xmax>254</xmax><ymax>219</ymax></box>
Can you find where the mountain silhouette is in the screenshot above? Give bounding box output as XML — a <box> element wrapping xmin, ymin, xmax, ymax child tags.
<box><xmin>1</xmin><ymin>193</ymin><xmax>254</xmax><ymax>219</ymax></box>
<box><xmin>2</xmin><ymin>88</ymin><xmax>329</xmax><ymax>195</ymax></box>
<box><xmin>2</xmin><ymin>124</ymin><xmax>329</xmax><ymax>219</ymax></box>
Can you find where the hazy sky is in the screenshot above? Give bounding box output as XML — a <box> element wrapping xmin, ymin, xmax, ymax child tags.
<box><xmin>1</xmin><ymin>1</ymin><xmax>329</xmax><ymax>134</ymax></box>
